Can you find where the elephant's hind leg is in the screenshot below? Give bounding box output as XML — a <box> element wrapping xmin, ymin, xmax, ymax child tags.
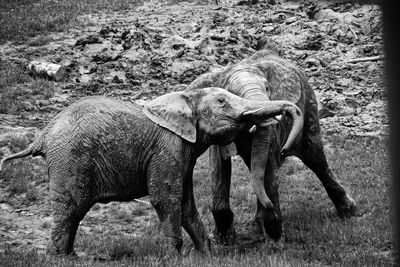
<box><xmin>299</xmin><ymin>133</ymin><xmax>356</xmax><ymax>218</ymax></box>
<box><xmin>209</xmin><ymin>145</ymin><xmax>236</xmax><ymax>245</ymax></box>
<box><xmin>47</xmin><ymin>177</ymin><xmax>93</xmax><ymax>256</ymax></box>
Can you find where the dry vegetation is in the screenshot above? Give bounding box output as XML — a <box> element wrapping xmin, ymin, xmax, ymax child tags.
<box><xmin>0</xmin><ymin>0</ymin><xmax>393</xmax><ymax>266</ymax></box>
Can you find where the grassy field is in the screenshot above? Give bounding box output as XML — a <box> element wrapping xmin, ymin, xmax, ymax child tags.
<box><xmin>0</xmin><ymin>135</ymin><xmax>393</xmax><ymax>266</ymax></box>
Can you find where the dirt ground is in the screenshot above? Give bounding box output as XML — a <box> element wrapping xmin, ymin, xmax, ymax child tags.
<box><xmin>0</xmin><ymin>0</ymin><xmax>386</xmax><ymax>257</ymax></box>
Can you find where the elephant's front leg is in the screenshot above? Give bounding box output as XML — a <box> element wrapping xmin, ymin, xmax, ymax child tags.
<box><xmin>148</xmin><ymin>161</ymin><xmax>184</xmax><ymax>253</ymax></box>
<box><xmin>209</xmin><ymin>145</ymin><xmax>236</xmax><ymax>245</ymax></box>
<box><xmin>181</xmin><ymin>175</ymin><xmax>211</xmax><ymax>254</ymax></box>
<box><xmin>250</xmin><ymin>129</ymin><xmax>282</xmax><ymax>241</ymax></box>
<box><xmin>255</xmin><ymin>166</ymin><xmax>283</xmax><ymax>241</ymax></box>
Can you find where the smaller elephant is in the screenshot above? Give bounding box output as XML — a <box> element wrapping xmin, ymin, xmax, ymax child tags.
<box><xmin>0</xmin><ymin>87</ymin><xmax>303</xmax><ymax>256</ymax></box>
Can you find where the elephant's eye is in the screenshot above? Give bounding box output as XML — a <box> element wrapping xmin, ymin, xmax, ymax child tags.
<box><xmin>217</xmin><ymin>97</ymin><xmax>226</xmax><ymax>105</ymax></box>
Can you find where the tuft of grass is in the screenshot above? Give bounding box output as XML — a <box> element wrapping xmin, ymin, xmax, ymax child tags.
<box><xmin>0</xmin><ymin>59</ymin><xmax>32</xmax><ymax>113</ymax></box>
<box><xmin>75</xmin><ymin>230</ymin><xmax>170</xmax><ymax>261</ymax></box>
<box><xmin>0</xmin><ymin>59</ymin><xmax>55</xmax><ymax>113</ymax></box>
<box><xmin>0</xmin><ymin>135</ymin><xmax>43</xmax><ymax>197</ymax></box>
<box><xmin>6</xmin><ymin>166</ymin><xmax>31</xmax><ymax>195</ymax></box>
<box><xmin>0</xmin><ymin>59</ymin><xmax>31</xmax><ymax>87</ymax></box>
<box><xmin>28</xmin><ymin>35</ymin><xmax>54</xmax><ymax>47</ymax></box>
<box><xmin>26</xmin><ymin>186</ymin><xmax>39</xmax><ymax>202</ymax></box>
<box><xmin>29</xmin><ymin>78</ymin><xmax>55</xmax><ymax>99</ymax></box>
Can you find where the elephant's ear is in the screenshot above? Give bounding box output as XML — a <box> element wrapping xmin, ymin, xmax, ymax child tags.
<box><xmin>143</xmin><ymin>92</ymin><xmax>197</xmax><ymax>143</ymax></box>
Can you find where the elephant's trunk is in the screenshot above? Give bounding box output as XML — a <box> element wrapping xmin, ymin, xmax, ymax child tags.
<box><xmin>243</xmin><ymin>99</ymin><xmax>303</xmax><ymax>210</ymax></box>
<box><xmin>243</xmin><ymin>100</ymin><xmax>304</xmax><ymax>153</ymax></box>
<box><xmin>223</xmin><ymin>67</ymin><xmax>304</xmax><ymax>211</ymax></box>
<box><xmin>222</xmin><ymin>66</ymin><xmax>269</xmax><ymax>101</ymax></box>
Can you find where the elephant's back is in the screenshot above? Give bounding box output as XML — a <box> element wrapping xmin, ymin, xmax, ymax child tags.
<box><xmin>46</xmin><ymin>97</ymin><xmax>142</xmax><ymax>135</ymax></box>
<box><xmin>43</xmin><ymin>96</ymin><xmax>157</xmax><ymax>197</ymax></box>
<box><xmin>63</xmin><ymin>96</ymin><xmax>142</xmax><ymax>121</ymax></box>
<box><xmin>42</xmin><ymin>96</ymin><xmax>154</xmax><ymax>163</ymax></box>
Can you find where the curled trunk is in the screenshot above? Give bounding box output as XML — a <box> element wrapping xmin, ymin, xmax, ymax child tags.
<box><xmin>222</xmin><ymin>66</ymin><xmax>304</xmax><ymax>210</ymax></box>
<box><xmin>243</xmin><ymin>99</ymin><xmax>303</xmax><ymax>153</ymax></box>
<box><xmin>242</xmin><ymin>98</ymin><xmax>304</xmax><ymax>209</ymax></box>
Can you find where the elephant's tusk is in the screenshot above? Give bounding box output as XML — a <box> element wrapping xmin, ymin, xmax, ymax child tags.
<box><xmin>242</xmin><ymin>107</ymin><xmax>263</xmax><ymax>116</ymax></box>
<box><xmin>249</xmin><ymin>125</ymin><xmax>257</xmax><ymax>133</ymax></box>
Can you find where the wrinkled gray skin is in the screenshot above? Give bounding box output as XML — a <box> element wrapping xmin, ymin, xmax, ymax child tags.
<box><xmin>188</xmin><ymin>50</ymin><xmax>357</xmax><ymax>244</ymax></box>
<box><xmin>0</xmin><ymin>87</ymin><xmax>302</xmax><ymax>256</ymax></box>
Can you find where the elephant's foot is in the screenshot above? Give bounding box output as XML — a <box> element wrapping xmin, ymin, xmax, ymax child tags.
<box><xmin>255</xmin><ymin>208</ymin><xmax>282</xmax><ymax>241</ymax></box>
<box><xmin>200</xmin><ymin>237</ymin><xmax>212</xmax><ymax>256</ymax></box>
<box><xmin>212</xmin><ymin>208</ymin><xmax>236</xmax><ymax>245</ymax></box>
<box><xmin>184</xmin><ymin>238</ymin><xmax>212</xmax><ymax>257</ymax></box>
<box><xmin>46</xmin><ymin>242</ymin><xmax>77</xmax><ymax>257</ymax></box>
<box><xmin>336</xmin><ymin>196</ymin><xmax>356</xmax><ymax>219</ymax></box>
<box><xmin>264</xmin><ymin>234</ymin><xmax>284</xmax><ymax>251</ymax></box>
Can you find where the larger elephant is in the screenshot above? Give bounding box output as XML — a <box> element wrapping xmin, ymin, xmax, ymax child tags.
<box><xmin>187</xmin><ymin>49</ymin><xmax>356</xmax><ymax>244</ymax></box>
<box><xmin>0</xmin><ymin>87</ymin><xmax>303</xmax><ymax>256</ymax></box>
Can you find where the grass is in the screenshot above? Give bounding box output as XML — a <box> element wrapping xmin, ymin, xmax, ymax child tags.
<box><xmin>0</xmin><ymin>0</ymin><xmax>145</xmax><ymax>113</ymax></box>
<box><xmin>0</xmin><ymin>135</ymin><xmax>393</xmax><ymax>266</ymax></box>
<box><xmin>0</xmin><ymin>0</ymin><xmax>147</xmax><ymax>112</ymax></box>
<box><xmin>0</xmin><ymin>135</ymin><xmax>46</xmax><ymax>201</ymax></box>
<box><xmin>0</xmin><ymin>0</ymin><xmax>221</xmax><ymax>45</ymax></box>
<box><xmin>0</xmin><ymin>0</ymin><xmax>145</xmax><ymax>45</ymax></box>
<box><xmin>0</xmin><ymin>59</ymin><xmax>31</xmax><ymax>113</ymax></box>
<box><xmin>0</xmin><ymin>58</ymin><xmax>55</xmax><ymax>114</ymax></box>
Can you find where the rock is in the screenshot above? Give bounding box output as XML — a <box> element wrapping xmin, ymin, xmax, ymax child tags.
<box><xmin>315</xmin><ymin>9</ymin><xmax>355</xmax><ymax>23</ymax></box>
<box><xmin>99</xmin><ymin>26</ymin><xmax>118</xmax><ymax>36</ymax></box>
<box><xmin>337</xmin><ymin>106</ymin><xmax>355</xmax><ymax>117</ymax></box>
<box><xmin>304</xmin><ymin>58</ymin><xmax>321</xmax><ymax>70</ymax></box>
<box><xmin>345</xmin><ymin>97</ymin><xmax>360</xmax><ymax>108</ymax></box>
<box><xmin>171</xmin><ymin>60</ymin><xmax>209</xmax><ymax>84</ymax></box>
<box><xmin>318</xmin><ymin>101</ymin><xmax>335</xmax><ymax>119</ymax></box>
<box><xmin>162</xmin><ymin>35</ymin><xmax>193</xmax><ymax>49</ymax></box>
<box><xmin>74</xmin><ymin>35</ymin><xmax>103</xmax><ymax>47</ymax></box>
<box><xmin>112</xmin><ymin>75</ymin><xmax>124</xmax><ymax>84</ymax></box>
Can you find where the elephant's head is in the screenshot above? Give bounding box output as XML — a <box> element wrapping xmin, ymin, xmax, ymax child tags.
<box><xmin>143</xmin><ymin>87</ymin><xmax>303</xmax><ymax>149</ymax></box>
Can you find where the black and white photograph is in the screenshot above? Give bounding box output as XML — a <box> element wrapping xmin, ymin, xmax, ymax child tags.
<box><xmin>0</xmin><ymin>0</ymin><xmax>395</xmax><ymax>266</ymax></box>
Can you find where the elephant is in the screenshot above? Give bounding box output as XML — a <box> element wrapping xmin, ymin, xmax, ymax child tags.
<box><xmin>187</xmin><ymin>48</ymin><xmax>357</xmax><ymax>244</ymax></box>
<box><xmin>0</xmin><ymin>87</ymin><xmax>303</xmax><ymax>256</ymax></box>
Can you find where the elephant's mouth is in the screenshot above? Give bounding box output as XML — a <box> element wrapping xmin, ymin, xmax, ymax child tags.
<box><xmin>214</xmin><ymin>121</ymin><xmax>243</xmax><ymax>144</ymax></box>
<box><xmin>241</xmin><ymin>109</ymin><xmax>283</xmax><ymax>126</ymax></box>
<box><xmin>258</xmin><ymin>115</ymin><xmax>283</xmax><ymax>127</ymax></box>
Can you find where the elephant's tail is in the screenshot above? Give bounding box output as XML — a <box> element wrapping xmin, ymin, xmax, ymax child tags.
<box><xmin>0</xmin><ymin>135</ymin><xmax>45</xmax><ymax>173</ymax></box>
<box><xmin>0</xmin><ymin>147</ymin><xmax>33</xmax><ymax>172</ymax></box>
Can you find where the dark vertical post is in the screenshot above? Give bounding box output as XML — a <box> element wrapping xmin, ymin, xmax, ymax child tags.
<box><xmin>382</xmin><ymin>1</ymin><xmax>400</xmax><ymax>263</ymax></box>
